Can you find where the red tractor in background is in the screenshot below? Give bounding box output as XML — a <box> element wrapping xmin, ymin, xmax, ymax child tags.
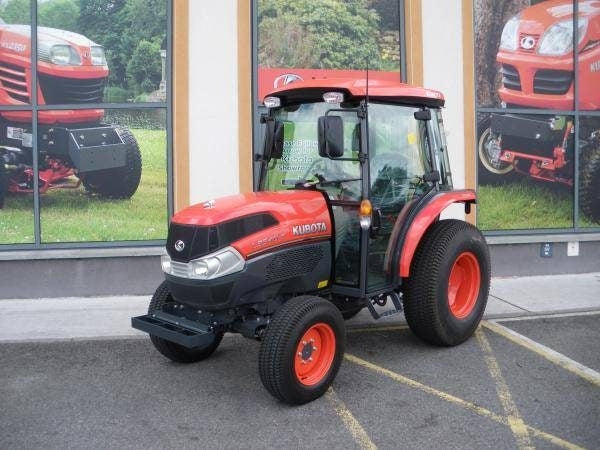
<box><xmin>477</xmin><ymin>0</ymin><xmax>600</xmax><ymax>222</ymax></box>
<box><xmin>132</xmin><ymin>78</ymin><xmax>491</xmax><ymax>404</ymax></box>
<box><xmin>0</xmin><ymin>20</ymin><xmax>142</xmax><ymax>209</ymax></box>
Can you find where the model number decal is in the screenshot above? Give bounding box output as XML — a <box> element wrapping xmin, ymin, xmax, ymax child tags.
<box><xmin>292</xmin><ymin>222</ymin><xmax>327</xmax><ymax>236</ymax></box>
<box><xmin>1</xmin><ymin>41</ymin><xmax>26</xmax><ymax>53</ymax></box>
<box><xmin>591</xmin><ymin>61</ymin><xmax>600</xmax><ymax>73</ymax></box>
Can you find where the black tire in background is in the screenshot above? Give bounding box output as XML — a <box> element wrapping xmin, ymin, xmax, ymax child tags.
<box><xmin>148</xmin><ymin>281</ymin><xmax>223</xmax><ymax>363</ymax></box>
<box><xmin>81</xmin><ymin>127</ymin><xmax>142</xmax><ymax>199</ymax></box>
<box><xmin>0</xmin><ymin>162</ymin><xmax>6</xmax><ymax>209</ymax></box>
<box><xmin>403</xmin><ymin>219</ymin><xmax>490</xmax><ymax>346</ymax></box>
<box><xmin>477</xmin><ymin>117</ymin><xmax>516</xmax><ymax>185</ymax></box>
<box><xmin>259</xmin><ymin>296</ymin><xmax>345</xmax><ymax>405</ymax></box>
<box><xmin>581</xmin><ymin>144</ymin><xmax>600</xmax><ymax>224</ymax></box>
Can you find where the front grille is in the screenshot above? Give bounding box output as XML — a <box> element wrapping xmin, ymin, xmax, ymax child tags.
<box><xmin>533</xmin><ymin>69</ymin><xmax>573</xmax><ymax>95</ymax></box>
<box><xmin>169</xmin><ymin>261</ymin><xmax>190</xmax><ymax>278</ymax></box>
<box><xmin>501</xmin><ymin>64</ymin><xmax>521</xmax><ymax>91</ymax></box>
<box><xmin>0</xmin><ymin>61</ymin><xmax>29</xmax><ymax>103</ymax></box>
<box><xmin>38</xmin><ymin>73</ymin><xmax>105</xmax><ymax>104</ymax></box>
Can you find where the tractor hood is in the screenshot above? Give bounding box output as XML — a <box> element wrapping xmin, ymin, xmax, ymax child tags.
<box><xmin>168</xmin><ymin>190</ymin><xmax>332</xmax><ymax>260</ymax></box>
<box><xmin>0</xmin><ymin>24</ymin><xmax>99</xmax><ymax>59</ymax></box>
<box><xmin>516</xmin><ymin>0</ymin><xmax>600</xmax><ymax>36</ymax></box>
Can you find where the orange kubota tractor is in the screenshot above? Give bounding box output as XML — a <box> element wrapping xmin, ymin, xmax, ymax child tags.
<box><xmin>478</xmin><ymin>0</ymin><xmax>600</xmax><ymax>222</ymax></box>
<box><xmin>0</xmin><ymin>20</ymin><xmax>142</xmax><ymax>209</ymax></box>
<box><xmin>132</xmin><ymin>78</ymin><xmax>491</xmax><ymax>404</ymax></box>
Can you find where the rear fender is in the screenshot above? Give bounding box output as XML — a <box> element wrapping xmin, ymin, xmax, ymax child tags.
<box><xmin>397</xmin><ymin>190</ymin><xmax>476</xmax><ymax>278</ymax></box>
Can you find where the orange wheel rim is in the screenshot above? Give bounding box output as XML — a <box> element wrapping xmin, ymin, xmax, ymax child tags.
<box><xmin>294</xmin><ymin>322</ymin><xmax>336</xmax><ymax>386</ymax></box>
<box><xmin>447</xmin><ymin>252</ymin><xmax>481</xmax><ymax>319</ymax></box>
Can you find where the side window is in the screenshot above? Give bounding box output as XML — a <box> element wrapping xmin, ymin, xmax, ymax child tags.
<box><xmin>368</xmin><ymin>104</ymin><xmax>429</xmax><ymax>211</ymax></box>
<box><xmin>432</xmin><ymin>110</ymin><xmax>453</xmax><ymax>189</ymax></box>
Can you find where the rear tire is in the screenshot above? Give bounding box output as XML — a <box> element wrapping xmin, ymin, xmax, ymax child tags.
<box><xmin>81</xmin><ymin>127</ymin><xmax>142</xmax><ymax>199</ymax></box>
<box><xmin>581</xmin><ymin>143</ymin><xmax>600</xmax><ymax>224</ymax></box>
<box><xmin>403</xmin><ymin>219</ymin><xmax>490</xmax><ymax>346</ymax></box>
<box><xmin>0</xmin><ymin>162</ymin><xmax>6</xmax><ymax>209</ymax></box>
<box><xmin>148</xmin><ymin>281</ymin><xmax>223</xmax><ymax>363</ymax></box>
<box><xmin>259</xmin><ymin>296</ymin><xmax>345</xmax><ymax>404</ymax></box>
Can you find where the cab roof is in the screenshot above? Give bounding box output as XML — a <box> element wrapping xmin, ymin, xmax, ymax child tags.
<box><xmin>264</xmin><ymin>77</ymin><xmax>445</xmax><ymax>108</ymax></box>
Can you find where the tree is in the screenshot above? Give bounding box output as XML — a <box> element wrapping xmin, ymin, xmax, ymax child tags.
<box><xmin>475</xmin><ymin>0</ymin><xmax>530</xmax><ymax>106</ymax></box>
<box><xmin>38</xmin><ymin>0</ymin><xmax>80</xmax><ymax>31</ymax></box>
<box><xmin>77</xmin><ymin>0</ymin><xmax>166</xmax><ymax>91</ymax></box>
<box><xmin>0</xmin><ymin>0</ymin><xmax>30</xmax><ymax>24</ymax></box>
<box><xmin>258</xmin><ymin>0</ymin><xmax>383</xmax><ymax>70</ymax></box>
<box><xmin>126</xmin><ymin>39</ymin><xmax>161</xmax><ymax>94</ymax></box>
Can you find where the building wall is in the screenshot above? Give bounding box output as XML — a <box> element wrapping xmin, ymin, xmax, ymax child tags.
<box><xmin>188</xmin><ymin>0</ymin><xmax>240</xmax><ymax>204</ymax></box>
<box><xmin>422</xmin><ymin>0</ymin><xmax>466</xmax><ymax>220</ymax></box>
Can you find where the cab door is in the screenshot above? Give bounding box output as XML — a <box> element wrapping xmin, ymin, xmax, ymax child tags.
<box><xmin>365</xmin><ymin>103</ymin><xmax>432</xmax><ymax>291</ymax></box>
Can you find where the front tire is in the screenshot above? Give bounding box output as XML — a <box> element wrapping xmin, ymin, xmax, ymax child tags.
<box><xmin>148</xmin><ymin>281</ymin><xmax>223</xmax><ymax>363</ymax></box>
<box><xmin>259</xmin><ymin>296</ymin><xmax>345</xmax><ymax>404</ymax></box>
<box><xmin>403</xmin><ymin>220</ymin><xmax>490</xmax><ymax>346</ymax></box>
<box><xmin>81</xmin><ymin>127</ymin><xmax>142</xmax><ymax>199</ymax></box>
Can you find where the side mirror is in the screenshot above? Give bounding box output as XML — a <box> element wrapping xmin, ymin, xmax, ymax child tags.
<box><xmin>271</xmin><ymin>121</ymin><xmax>284</xmax><ymax>159</ymax></box>
<box><xmin>318</xmin><ymin>116</ymin><xmax>344</xmax><ymax>158</ymax></box>
<box><xmin>262</xmin><ymin>119</ymin><xmax>285</xmax><ymax>160</ymax></box>
<box><xmin>414</xmin><ymin>109</ymin><xmax>431</xmax><ymax>121</ymax></box>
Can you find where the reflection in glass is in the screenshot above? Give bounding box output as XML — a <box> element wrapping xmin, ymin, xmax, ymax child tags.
<box><xmin>257</xmin><ymin>0</ymin><xmax>401</xmax><ymax>100</ymax></box>
<box><xmin>475</xmin><ymin>0</ymin><xmax>575</xmax><ymax>110</ymax></box>
<box><xmin>577</xmin><ymin>0</ymin><xmax>600</xmax><ymax>111</ymax></box>
<box><xmin>39</xmin><ymin>108</ymin><xmax>167</xmax><ymax>243</ymax></box>
<box><xmin>0</xmin><ymin>114</ymin><xmax>34</xmax><ymax>244</ymax></box>
<box><xmin>476</xmin><ymin>112</ymin><xmax>574</xmax><ymax>230</ymax></box>
<box><xmin>0</xmin><ymin>3</ymin><xmax>32</xmax><ymax>106</ymax></box>
<box><xmin>579</xmin><ymin>116</ymin><xmax>600</xmax><ymax>226</ymax></box>
<box><xmin>37</xmin><ymin>0</ymin><xmax>168</xmax><ymax>103</ymax></box>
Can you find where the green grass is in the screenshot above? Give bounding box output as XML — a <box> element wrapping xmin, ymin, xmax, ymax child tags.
<box><xmin>478</xmin><ymin>181</ymin><xmax>597</xmax><ymax>231</ymax></box>
<box><xmin>0</xmin><ymin>129</ymin><xmax>167</xmax><ymax>244</ymax></box>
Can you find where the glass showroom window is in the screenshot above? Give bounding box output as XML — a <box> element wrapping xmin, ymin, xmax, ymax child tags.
<box><xmin>474</xmin><ymin>0</ymin><xmax>600</xmax><ymax>234</ymax></box>
<box><xmin>0</xmin><ymin>0</ymin><xmax>171</xmax><ymax>248</ymax></box>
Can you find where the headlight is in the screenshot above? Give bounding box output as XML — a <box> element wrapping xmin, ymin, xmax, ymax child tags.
<box><xmin>49</xmin><ymin>44</ymin><xmax>81</xmax><ymax>65</ymax></box>
<box><xmin>499</xmin><ymin>15</ymin><xmax>520</xmax><ymax>51</ymax></box>
<box><xmin>90</xmin><ymin>46</ymin><xmax>106</xmax><ymax>65</ymax></box>
<box><xmin>161</xmin><ymin>247</ymin><xmax>245</xmax><ymax>280</ymax></box>
<box><xmin>538</xmin><ymin>18</ymin><xmax>588</xmax><ymax>56</ymax></box>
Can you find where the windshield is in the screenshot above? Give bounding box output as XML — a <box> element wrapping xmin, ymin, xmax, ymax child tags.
<box><xmin>263</xmin><ymin>102</ymin><xmax>362</xmax><ymax>201</ymax></box>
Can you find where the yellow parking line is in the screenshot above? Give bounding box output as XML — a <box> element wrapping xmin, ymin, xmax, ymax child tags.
<box><xmin>475</xmin><ymin>328</ymin><xmax>533</xmax><ymax>450</ymax></box>
<box><xmin>325</xmin><ymin>388</ymin><xmax>377</xmax><ymax>450</ymax></box>
<box><xmin>344</xmin><ymin>353</ymin><xmax>585</xmax><ymax>450</ymax></box>
<box><xmin>347</xmin><ymin>325</ymin><xmax>409</xmax><ymax>334</ymax></box>
<box><xmin>482</xmin><ymin>320</ymin><xmax>600</xmax><ymax>387</ymax></box>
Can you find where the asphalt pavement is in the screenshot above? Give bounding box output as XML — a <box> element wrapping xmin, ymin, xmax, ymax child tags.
<box><xmin>1</xmin><ymin>273</ymin><xmax>599</xmax><ymax>449</ymax></box>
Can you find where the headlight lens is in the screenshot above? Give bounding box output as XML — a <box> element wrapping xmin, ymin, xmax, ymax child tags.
<box><xmin>90</xmin><ymin>46</ymin><xmax>106</xmax><ymax>65</ymax></box>
<box><xmin>500</xmin><ymin>15</ymin><xmax>520</xmax><ymax>51</ymax></box>
<box><xmin>161</xmin><ymin>247</ymin><xmax>245</xmax><ymax>280</ymax></box>
<box><xmin>538</xmin><ymin>18</ymin><xmax>588</xmax><ymax>56</ymax></box>
<box><xmin>49</xmin><ymin>44</ymin><xmax>81</xmax><ymax>65</ymax></box>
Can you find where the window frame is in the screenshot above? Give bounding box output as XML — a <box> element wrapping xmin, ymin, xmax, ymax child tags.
<box><xmin>0</xmin><ymin>0</ymin><xmax>173</xmax><ymax>251</ymax></box>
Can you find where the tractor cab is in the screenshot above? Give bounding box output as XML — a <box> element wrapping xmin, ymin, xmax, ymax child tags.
<box><xmin>132</xmin><ymin>78</ymin><xmax>490</xmax><ymax>406</ymax></box>
<box><xmin>257</xmin><ymin>79</ymin><xmax>453</xmax><ymax>305</ymax></box>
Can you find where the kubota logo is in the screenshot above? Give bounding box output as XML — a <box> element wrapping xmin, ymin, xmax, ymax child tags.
<box><xmin>292</xmin><ymin>222</ymin><xmax>327</xmax><ymax>236</ymax></box>
<box><xmin>520</xmin><ymin>36</ymin><xmax>536</xmax><ymax>50</ymax></box>
<box><xmin>273</xmin><ymin>73</ymin><xmax>303</xmax><ymax>89</ymax></box>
